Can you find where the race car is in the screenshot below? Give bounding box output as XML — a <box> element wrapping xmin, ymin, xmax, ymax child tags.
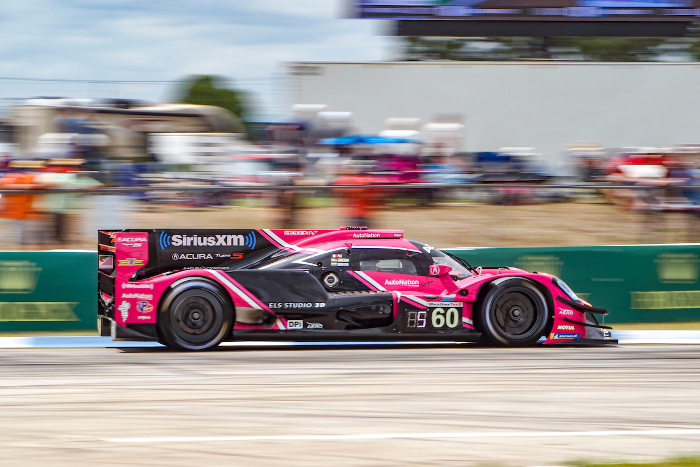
<box><xmin>98</xmin><ymin>227</ymin><xmax>615</xmax><ymax>350</ymax></box>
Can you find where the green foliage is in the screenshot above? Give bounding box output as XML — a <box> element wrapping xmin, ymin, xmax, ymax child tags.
<box><xmin>400</xmin><ymin>36</ymin><xmax>700</xmax><ymax>62</ymax></box>
<box><xmin>177</xmin><ymin>75</ymin><xmax>250</xmax><ymax>121</ymax></box>
<box><xmin>403</xmin><ymin>37</ymin><xmax>466</xmax><ymax>61</ymax></box>
<box><xmin>562</xmin><ymin>38</ymin><xmax>664</xmax><ymax>61</ymax></box>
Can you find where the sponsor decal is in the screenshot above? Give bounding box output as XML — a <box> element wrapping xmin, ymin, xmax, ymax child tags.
<box><xmin>268</xmin><ymin>302</ymin><xmax>326</xmax><ymax>309</ymax></box>
<box><xmin>515</xmin><ymin>255</ymin><xmax>563</xmax><ymax>277</ymax></box>
<box><xmin>429</xmin><ymin>264</ymin><xmax>441</xmax><ymax>276</ymax></box>
<box><xmin>122</xmin><ymin>282</ymin><xmax>154</xmax><ymax>290</ymax></box>
<box><xmin>287</xmin><ymin>320</ymin><xmax>303</xmax><ymax>329</ymax></box>
<box><xmin>172</xmin><ymin>253</ymin><xmax>213</xmax><ymax>260</ymax></box>
<box><xmin>137</xmin><ymin>315</ymin><xmax>150</xmax><ymax>320</ymax></box>
<box><xmin>117</xmin><ymin>236</ymin><xmax>147</xmax><ymax>246</ymax></box>
<box><xmin>423</xmin><ymin>244</ymin><xmax>434</xmax><ymax>253</ymax></box>
<box><xmin>183</xmin><ymin>266</ymin><xmax>228</xmax><ymax>270</ymax></box>
<box><xmin>121</xmin><ymin>293</ymin><xmax>153</xmax><ymax>300</ymax></box>
<box><xmin>136</xmin><ymin>301</ymin><xmax>154</xmax><ymax>313</ymax></box>
<box><xmin>441</xmin><ymin>294</ymin><xmax>456</xmax><ymax>301</ymax></box>
<box><xmin>0</xmin><ymin>261</ymin><xmax>42</xmax><ymax>294</ymax></box>
<box><xmin>0</xmin><ymin>302</ymin><xmax>79</xmax><ymax>321</ymax></box>
<box><xmin>384</xmin><ymin>278</ymin><xmax>420</xmax><ymax>287</ymax></box>
<box><xmin>331</xmin><ymin>253</ymin><xmax>349</xmax><ymax>267</ymax></box>
<box><xmin>159</xmin><ymin>231</ymin><xmax>256</xmax><ymax>249</ymax></box>
<box><xmin>558</xmin><ymin>308</ymin><xmax>575</xmax><ymax>316</ymax></box>
<box><xmin>654</xmin><ymin>253</ymin><xmax>699</xmax><ymax>284</ymax></box>
<box><xmin>118</xmin><ymin>301</ymin><xmax>130</xmax><ymax>321</ymax></box>
<box><xmin>99</xmin><ymin>231</ymin><xmax>117</xmax><ymax>243</ymax></box>
<box><xmin>98</xmin><ymin>255</ymin><xmax>114</xmax><ymax>270</ymax></box>
<box><xmin>352</xmin><ymin>232</ymin><xmax>380</xmax><ymax>238</ymax></box>
<box><xmin>631</xmin><ymin>290</ymin><xmax>700</xmax><ymax>309</ymax></box>
<box><xmin>550</xmin><ymin>333</ymin><xmax>579</xmax><ymax>340</ymax></box>
<box><xmin>306</xmin><ymin>323</ymin><xmax>323</xmax><ymax>329</ymax></box>
<box><xmin>118</xmin><ymin>258</ymin><xmax>144</xmax><ymax>267</ymax></box>
<box><xmin>556</xmin><ymin>324</ymin><xmax>576</xmax><ymax>331</ymax></box>
<box><xmin>284</xmin><ymin>230</ymin><xmax>318</xmax><ymax>236</ymax></box>
<box><xmin>427</xmin><ymin>302</ymin><xmax>463</xmax><ymax>307</ymax></box>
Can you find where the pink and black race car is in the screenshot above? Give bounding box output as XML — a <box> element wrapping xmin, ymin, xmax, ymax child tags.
<box><xmin>98</xmin><ymin>228</ymin><xmax>615</xmax><ymax>350</ymax></box>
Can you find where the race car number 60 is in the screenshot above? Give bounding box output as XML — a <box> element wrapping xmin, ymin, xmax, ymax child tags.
<box><xmin>431</xmin><ymin>307</ymin><xmax>460</xmax><ymax>328</ymax></box>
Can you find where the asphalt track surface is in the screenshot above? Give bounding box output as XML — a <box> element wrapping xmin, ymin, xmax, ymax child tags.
<box><xmin>2</xmin><ymin>342</ymin><xmax>700</xmax><ymax>467</ymax></box>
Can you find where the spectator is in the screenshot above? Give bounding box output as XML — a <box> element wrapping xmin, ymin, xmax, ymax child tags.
<box><xmin>0</xmin><ymin>160</ymin><xmax>48</xmax><ymax>247</ymax></box>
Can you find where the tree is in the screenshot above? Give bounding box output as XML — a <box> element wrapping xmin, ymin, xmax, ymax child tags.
<box><xmin>560</xmin><ymin>38</ymin><xmax>664</xmax><ymax>62</ymax></box>
<box><xmin>399</xmin><ymin>36</ymin><xmax>679</xmax><ymax>62</ymax></box>
<box><xmin>177</xmin><ymin>75</ymin><xmax>250</xmax><ymax>122</ymax></box>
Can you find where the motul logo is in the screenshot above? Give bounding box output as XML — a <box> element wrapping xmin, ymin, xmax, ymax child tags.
<box><xmin>557</xmin><ymin>325</ymin><xmax>575</xmax><ymax>331</ymax></box>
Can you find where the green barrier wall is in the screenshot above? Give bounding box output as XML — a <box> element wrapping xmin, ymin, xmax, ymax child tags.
<box><xmin>0</xmin><ymin>251</ymin><xmax>96</xmax><ymax>332</ymax></box>
<box><xmin>445</xmin><ymin>245</ymin><xmax>700</xmax><ymax>324</ymax></box>
<box><xmin>0</xmin><ymin>245</ymin><xmax>699</xmax><ymax>331</ymax></box>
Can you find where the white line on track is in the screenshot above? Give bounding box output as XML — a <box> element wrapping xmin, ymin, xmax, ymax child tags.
<box><xmin>103</xmin><ymin>428</ymin><xmax>700</xmax><ymax>444</ymax></box>
<box><xmin>2</xmin><ymin>330</ymin><xmax>700</xmax><ymax>348</ymax></box>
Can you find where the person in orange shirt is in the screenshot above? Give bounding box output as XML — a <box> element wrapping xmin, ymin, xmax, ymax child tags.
<box><xmin>0</xmin><ymin>161</ymin><xmax>48</xmax><ymax>247</ymax></box>
<box><xmin>333</xmin><ymin>158</ymin><xmax>378</xmax><ymax>227</ymax></box>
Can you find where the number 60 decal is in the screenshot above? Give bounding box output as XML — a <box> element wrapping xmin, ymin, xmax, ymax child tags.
<box><xmin>431</xmin><ymin>307</ymin><xmax>460</xmax><ymax>328</ymax></box>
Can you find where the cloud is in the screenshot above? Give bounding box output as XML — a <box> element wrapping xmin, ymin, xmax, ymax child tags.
<box><xmin>0</xmin><ymin>0</ymin><xmax>393</xmax><ymax>113</ymax></box>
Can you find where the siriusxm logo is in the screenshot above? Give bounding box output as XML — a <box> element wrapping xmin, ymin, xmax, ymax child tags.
<box><xmin>159</xmin><ymin>231</ymin><xmax>256</xmax><ymax>250</ymax></box>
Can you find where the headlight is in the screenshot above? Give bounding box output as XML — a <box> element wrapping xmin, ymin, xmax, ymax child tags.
<box><xmin>552</xmin><ymin>276</ymin><xmax>581</xmax><ymax>302</ymax></box>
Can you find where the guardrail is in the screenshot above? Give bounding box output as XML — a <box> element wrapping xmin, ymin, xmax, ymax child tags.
<box><xmin>0</xmin><ymin>244</ymin><xmax>698</xmax><ymax>333</ymax></box>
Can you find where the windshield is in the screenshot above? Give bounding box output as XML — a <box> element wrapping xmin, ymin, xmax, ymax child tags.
<box><xmin>431</xmin><ymin>249</ymin><xmax>473</xmax><ymax>280</ymax></box>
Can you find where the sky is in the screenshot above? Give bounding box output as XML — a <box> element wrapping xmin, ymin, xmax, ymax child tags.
<box><xmin>0</xmin><ymin>0</ymin><xmax>395</xmax><ymax>116</ymax></box>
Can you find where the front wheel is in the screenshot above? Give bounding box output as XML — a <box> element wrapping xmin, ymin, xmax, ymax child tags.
<box><xmin>477</xmin><ymin>278</ymin><xmax>550</xmax><ymax>347</ymax></box>
<box><xmin>157</xmin><ymin>283</ymin><xmax>233</xmax><ymax>351</ymax></box>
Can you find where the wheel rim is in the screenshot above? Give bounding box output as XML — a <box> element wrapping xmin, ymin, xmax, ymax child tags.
<box><xmin>489</xmin><ymin>287</ymin><xmax>545</xmax><ymax>341</ymax></box>
<box><xmin>171</xmin><ymin>292</ymin><xmax>225</xmax><ymax>345</ymax></box>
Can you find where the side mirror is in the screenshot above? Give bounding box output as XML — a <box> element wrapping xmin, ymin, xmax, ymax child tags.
<box><xmin>429</xmin><ymin>264</ymin><xmax>452</xmax><ymax>277</ymax></box>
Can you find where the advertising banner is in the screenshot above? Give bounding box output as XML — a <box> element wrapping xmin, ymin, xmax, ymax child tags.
<box><xmin>1</xmin><ymin>244</ymin><xmax>699</xmax><ymax>332</ymax></box>
<box><xmin>0</xmin><ymin>251</ymin><xmax>96</xmax><ymax>332</ymax></box>
<box><xmin>446</xmin><ymin>244</ymin><xmax>700</xmax><ymax>324</ymax></box>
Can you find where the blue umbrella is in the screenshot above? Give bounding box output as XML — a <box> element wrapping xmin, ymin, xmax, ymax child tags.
<box><xmin>317</xmin><ymin>134</ymin><xmax>421</xmax><ymax>146</ymax></box>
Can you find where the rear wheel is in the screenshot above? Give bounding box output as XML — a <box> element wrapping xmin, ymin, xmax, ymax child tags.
<box><xmin>477</xmin><ymin>278</ymin><xmax>549</xmax><ymax>347</ymax></box>
<box><xmin>157</xmin><ymin>282</ymin><xmax>233</xmax><ymax>351</ymax></box>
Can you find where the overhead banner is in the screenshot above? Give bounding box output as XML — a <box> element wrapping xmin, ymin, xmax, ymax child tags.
<box><xmin>353</xmin><ymin>0</ymin><xmax>700</xmax><ymax>21</ymax></box>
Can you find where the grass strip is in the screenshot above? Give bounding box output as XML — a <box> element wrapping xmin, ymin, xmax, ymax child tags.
<box><xmin>570</xmin><ymin>457</ymin><xmax>700</xmax><ymax>467</ymax></box>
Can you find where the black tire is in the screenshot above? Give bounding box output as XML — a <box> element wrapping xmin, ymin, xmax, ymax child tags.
<box><xmin>156</xmin><ymin>280</ymin><xmax>233</xmax><ymax>351</ymax></box>
<box><xmin>477</xmin><ymin>278</ymin><xmax>550</xmax><ymax>347</ymax></box>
